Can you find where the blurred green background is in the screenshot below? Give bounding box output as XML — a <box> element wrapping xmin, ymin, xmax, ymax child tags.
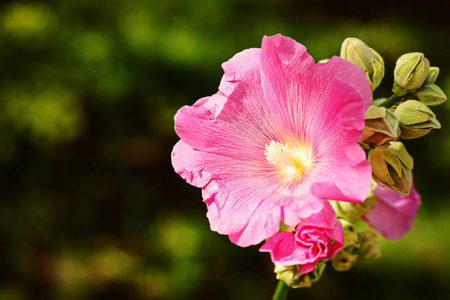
<box><xmin>1</xmin><ymin>0</ymin><xmax>450</xmax><ymax>299</ymax></box>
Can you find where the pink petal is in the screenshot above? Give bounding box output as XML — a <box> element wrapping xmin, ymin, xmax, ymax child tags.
<box><xmin>206</xmin><ymin>187</ymin><xmax>266</xmax><ymax>236</ymax></box>
<box><xmin>219</xmin><ymin>48</ymin><xmax>262</xmax><ymax>97</ymax></box>
<box><xmin>259</xmin><ymin>232</ymin><xmax>297</xmax><ymax>264</ymax></box>
<box><xmin>281</xmin><ymin>196</ymin><xmax>325</xmax><ymax>226</ymax></box>
<box><xmin>303</xmin><ymin>201</ymin><xmax>336</xmax><ymax>229</ymax></box>
<box><xmin>298</xmin><ymin>263</ymin><xmax>316</xmax><ymax>275</ymax></box>
<box><xmin>373</xmin><ymin>185</ymin><xmax>421</xmax><ymax>216</ymax></box>
<box><xmin>294</xmin><ymin>227</ymin><xmax>328</xmax><ymax>263</ymax></box>
<box><xmin>260</xmin><ymin>34</ymin><xmax>315</xmax><ymax>135</ymax></box>
<box><xmin>171</xmin><ymin>140</ymin><xmax>213</xmax><ymax>188</ymax></box>
<box><xmin>226</xmin><ymin>194</ymin><xmax>326</xmax><ymax>246</ymax></box>
<box><xmin>315</xmin><ymin>56</ymin><xmax>372</xmax><ymax>110</ymax></box>
<box><xmin>172</xmin><ymin>141</ymin><xmax>272</xmax><ymax>241</ymax></box>
<box><xmin>228</xmin><ymin>201</ymin><xmax>282</xmax><ymax>247</ymax></box>
<box><xmin>174</xmin><ymin>93</ymin><xmax>265</xmax><ymax>159</ymax></box>
<box><xmin>362</xmin><ymin>186</ymin><xmax>421</xmax><ymax>240</ymax></box>
<box><xmin>309</xmin><ymin>78</ymin><xmax>372</xmax><ymax>203</ymax></box>
<box><xmin>325</xmin><ymin>219</ymin><xmax>344</xmax><ymax>258</ymax></box>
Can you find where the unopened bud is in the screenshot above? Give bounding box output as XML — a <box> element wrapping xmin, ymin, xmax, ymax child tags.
<box><xmin>424</xmin><ymin>66</ymin><xmax>440</xmax><ymax>84</ymax></box>
<box><xmin>340</xmin><ymin>38</ymin><xmax>384</xmax><ymax>91</ymax></box>
<box><xmin>394</xmin><ymin>52</ymin><xmax>430</xmax><ymax>90</ymax></box>
<box><xmin>360</xmin><ymin>105</ymin><xmax>400</xmax><ymax>148</ymax></box>
<box><xmin>331</xmin><ymin>250</ymin><xmax>358</xmax><ymax>272</ymax></box>
<box><xmin>395</xmin><ymin>100</ymin><xmax>441</xmax><ymax>139</ymax></box>
<box><xmin>274</xmin><ymin>261</ymin><xmax>326</xmax><ymax>288</ymax></box>
<box><xmin>332</xmin><ymin>195</ymin><xmax>378</xmax><ymax>221</ymax></box>
<box><xmin>340</xmin><ymin>219</ymin><xmax>358</xmax><ymax>247</ymax></box>
<box><xmin>274</xmin><ymin>264</ymin><xmax>302</xmax><ymax>287</ymax></box>
<box><xmin>416</xmin><ymin>84</ymin><xmax>447</xmax><ymax>106</ymax></box>
<box><xmin>368</xmin><ymin>142</ymin><xmax>413</xmax><ymax>195</ymax></box>
<box><xmin>308</xmin><ymin>261</ymin><xmax>327</xmax><ymax>283</ymax></box>
<box><xmin>357</xmin><ymin>231</ymin><xmax>381</xmax><ymax>260</ymax></box>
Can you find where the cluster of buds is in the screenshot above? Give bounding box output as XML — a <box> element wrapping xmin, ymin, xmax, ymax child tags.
<box><xmin>342</xmin><ymin>38</ymin><xmax>446</xmax><ymax>195</ymax></box>
<box><xmin>324</xmin><ymin>38</ymin><xmax>444</xmax><ymax>275</ymax></box>
<box><xmin>331</xmin><ymin>220</ymin><xmax>381</xmax><ymax>271</ymax></box>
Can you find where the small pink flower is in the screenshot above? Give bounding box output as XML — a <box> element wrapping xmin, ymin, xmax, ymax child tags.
<box><xmin>172</xmin><ymin>34</ymin><xmax>372</xmax><ymax>247</ymax></box>
<box><xmin>259</xmin><ymin>202</ymin><xmax>343</xmax><ymax>274</ymax></box>
<box><xmin>362</xmin><ymin>185</ymin><xmax>421</xmax><ymax>240</ymax></box>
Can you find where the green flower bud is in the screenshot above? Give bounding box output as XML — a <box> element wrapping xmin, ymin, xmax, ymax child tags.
<box><xmin>360</xmin><ymin>105</ymin><xmax>400</xmax><ymax>148</ymax></box>
<box><xmin>333</xmin><ymin>201</ymin><xmax>365</xmax><ymax>220</ymax></box>
<box><xmin>274</xmin><ymin>261</ymin><xmax>326</xmax><ymax>288</ymax></box>
<box><xmin>340</xmin><ymin>38</ymin><xmax>385</xmax><ymax>91</ymax></box>
<box><xmin>357</xmin><ymin>231</ymin><xmax>382</xmax><ymax>261</ymax></box>
<box><xmin>274</xmin><ymin>264</ymin><xmax>304</xmax><ymax>287</ymax></box>
<box><xmin>305</xmin><ymin>261</ymin><xmax>327</xmax><ymax>284</ymax></box>
<box><xmin>395</xmin><ymin>100</ymin><xmax>441</xmax><ymax>139</ymax></box>
<box><xmin>394</xmin><ymin>52</ymin><xmax>430</xmax><ymax>90</ymax></box>
<box><xmin>331</xmin><ymin>250</ymin><xmax>358</xmax><ymax>272</ymax></box>
<box><xmin>368</xmin><ymin>142</ymin><xmax>413</xmax><ymax>195</ymax></box>
<box><xmin>416</xmin><ymin>83</ymin><xmax>447</xmax><ymax>106</ymax></box>
<box><xmin>331</xmin><ymin>195</ymin><xmax>378</xmax><ymax>221</ymax></box>
<box><xmin>340</xmin><ymin>219</ymin><xmax>358</xmax><ymax>247</ymax></box>
<box><xmin>424</xmin><ymin>66</ymin><xmax>440</xmax><ymax>84</ymax></box>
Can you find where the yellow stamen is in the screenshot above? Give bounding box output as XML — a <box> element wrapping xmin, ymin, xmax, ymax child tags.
<box><xmin>264</xmin><ymin>140</ymin><xmax>313</xmax><ymax>181</ymax></box>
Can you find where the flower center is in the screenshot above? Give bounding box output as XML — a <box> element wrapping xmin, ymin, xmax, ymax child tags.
<box><xmin>264</xmin><ymin>140</ymin><xmax>313</xmax><ymax>181</ymax></box>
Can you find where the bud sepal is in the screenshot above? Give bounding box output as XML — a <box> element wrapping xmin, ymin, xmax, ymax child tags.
<box><xmin>274</xmin><ymin>261</ymin><xmax>327</xmax><ymax>288</ymax></box>
<box><xmin>416</xmin><ymin>83</ymin><xmax>447</xmax><ymax>106</ymax></box>
<box><xmin>368</xmin><ymin>142</ymin><xmax>414</xmax><ymax>195</ymax></box>
<box><xmin>360</xmin><ymin>105</ymin><xmax>400</xmax><ymax>148</ymax></box>
<box><xmin>395</xmin><ymin>100</ymin><xmax>441</xmax><ymax>139</ymax></box>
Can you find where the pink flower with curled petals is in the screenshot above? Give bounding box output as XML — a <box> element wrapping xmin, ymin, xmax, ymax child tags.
<box><xmin>259</xmin><ymin>202</ymin><xmax>343</xmax><ymax>274</ymax></box>
<box><xmin>172</xmin><ymin>34</ymin><xmax>372</xmax><ymax>247</ymax></box>
<box><xmin>362</xmin><ymin>185</ymin><xmax>421</xmax><ymax>240</ymax></box>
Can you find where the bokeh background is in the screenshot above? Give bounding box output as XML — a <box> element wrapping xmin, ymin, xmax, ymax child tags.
<box><xmin>1</xmin><ymin>0</ymin><xmax>450</xmax><ymax>299</ymax></box>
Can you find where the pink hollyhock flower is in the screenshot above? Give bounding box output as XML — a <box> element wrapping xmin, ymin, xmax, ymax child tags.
<box><xmin>362</xmin><ymin>185</ymin><xmax>421</xmax><ymax>240</ymax></box>
<box><xmin>172</xmin><ymin>34</ymin><xmax>372</xmax><ymax>247</ymax></box>
<box><xmin>259</xmin><ymin>202</ymin><xmax>343</xmax><ymax>274</ymax></box>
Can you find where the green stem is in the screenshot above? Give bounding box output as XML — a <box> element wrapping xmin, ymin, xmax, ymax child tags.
<box><xmin>378</xmin><ymin>94</ymin><xmax>398</xmax><ymax>108</ymax></box>
<box><xmin>379</xmin><ymin>82</ymin><xmax>409</xmax><ymax>108</ymax></box>
<box><xmin>272</xmin><ymin>280</ymin><xmax>290</xmax><ymax>300</ymax></box>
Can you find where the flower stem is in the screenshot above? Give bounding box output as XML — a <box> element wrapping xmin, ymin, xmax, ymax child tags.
<box><xmin>379</xmin><ymin>83</ymin><xmax>408</xmax><ymax>108</ymax></box>
<box><xmin>378</xmin><ymin>94</ymin><xmax>398</xmax><ymax>108</ymax></box>
<box><xmin>272</xmin><ymin>280</ymin><xmax>290</xmax><ymax>300</ymax></box>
